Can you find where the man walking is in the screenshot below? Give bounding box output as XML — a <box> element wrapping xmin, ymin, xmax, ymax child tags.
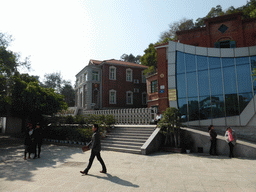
<box><xmin>80</xmin><ymin>124</ymin><xmax>107</xmax><ymax>175</ymax></box>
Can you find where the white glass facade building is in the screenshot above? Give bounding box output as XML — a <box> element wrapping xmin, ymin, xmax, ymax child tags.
<box><xmin>168</xmin><ymin>41</ymin><xmax>256</xmax><ymax>126</ymax></box>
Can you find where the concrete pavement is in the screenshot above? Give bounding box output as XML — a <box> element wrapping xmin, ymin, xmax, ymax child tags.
<box><xmin>0</xmin><ymin>137</ymin><xmax>256</xmax><ymax>192</ymax></box>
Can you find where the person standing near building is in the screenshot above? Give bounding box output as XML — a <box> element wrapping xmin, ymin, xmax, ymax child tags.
<box><xmin>208</xmin><ymin>125</ymin><xmax>217</xmax><ymax>155</ymax></box>
<box><xmin>34</xmin><ymin>123</ymin><xmax>43</xmax><ymax>158</ymax></box>
<box><xmin>154</xmin><ymin>112</ymin><xmax>163</xmax><ymax>124</ymax></box>
<box><xmin>224</xmin><ymin>127</ymin><xmax>237</xmax><ymax>158</ymax></box>
<box><xmin>80</xmin><ymin>124</ymin><xmax>107</xmax><ymax>175</ymax></box>
<box><xmin>24</xmin><ymin>123</ymin><xmax>34</xmax><ymax>160</ymax></box>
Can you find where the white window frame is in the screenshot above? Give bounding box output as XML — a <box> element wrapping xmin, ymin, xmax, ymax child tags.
<box><xmin>126</xmin><ymin>68</ymin><xmax>133</xmax><ymax>82</ymax></box>
<box><xmin>92</xmin><ymin>71</ymin><xmax>99</xmax><ymax>81</ymax></box>
<box><xmin>126</xmin><ymin>91</ymin><xmax>133</xmax><ymax>105</ymax></box>
<box><xmin>109</xmin><ymin>66</ymin><xmax>116</xmax><ymax>80</ymax></box>
<box><xmin>109</xmin><ymin>89</ymin><xmax>116</xmax><ymax>104</ymax></box>
<box><xmin>142</xmin><ymin>92</ymin><xmax>147</xmax><ymax>105</ymax></box>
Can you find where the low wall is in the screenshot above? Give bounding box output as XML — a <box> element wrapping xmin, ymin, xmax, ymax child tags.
<box><xmin>5</xmin><ymin>117</ymin><xmax>22</xmax><ymax>134</ymax></box>
<box><xmin>182</xmin><ymin>127</ymin><xmax>256</xmax><ymax>159</ymax></box>
<box><xmin>141</xmin><ymin>128</ymin><xmax>164</xmax><ymax>155</ymax></box>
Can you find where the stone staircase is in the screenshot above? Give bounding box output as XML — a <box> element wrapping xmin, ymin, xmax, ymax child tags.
<box><xmin>101</xmin><ymin>125</ymin><xmax>157</xmax><ymax>154</ymax></box>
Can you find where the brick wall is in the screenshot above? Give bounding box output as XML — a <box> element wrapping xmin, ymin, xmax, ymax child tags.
<box><xmin>177</xmin><ymin>13</ymin><xmax>256</xmax><ymax>48</ymax></box>
<box><xmin>102</xmin><ymin>64</ymin><xmax>147</xmax><ymax>109</ymax></box>
<box><xmin>156</xmin><ymin>47</ymin><xmax>169</xmax><ymax>113</ymax></box>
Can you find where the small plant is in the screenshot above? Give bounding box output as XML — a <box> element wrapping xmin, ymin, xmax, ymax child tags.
<box><xmin>158</xmin><ymin>107</ymin><xmax>181</xmax><ymax>148</ymax></box>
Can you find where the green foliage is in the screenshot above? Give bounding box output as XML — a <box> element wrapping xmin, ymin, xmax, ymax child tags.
<box><xmin>65</xmin><ymin>115</ymin><xmax>75</xmax><ymax>124</ymax></box>
<box><xmin>158</xmin><ymin>107</ymin><xmax>181</xmax><ymax>148</ymax></box>
<box><xmin>120</xmin><ymin>54</ymin><xmax>141</xmax><ymax>64</ymax></box>
<box><xmin>60</xmin><ymin>82</ymin><xmax>75</xmax><ymax>107</ymax></box>
<box><xmin>44</xmin><ymin>126</ymin><xmax>93</xmax><ymax>142</ymax></box>
<box><xmin>8</xmin><ymin>73</ymin><xmax>68</xmax><ymax>118</ymax></box>
<box><xmin>140</xmin><ymin>43</ymin><xmax>157</xmax><ymax>74</ymax></box>
<box><xmin>158</xmin><ymin>107</ymin><xmax>181</xmax><ymax>129</ymax></box>
<box><xmin>105</xmin><ymin>114</ymin><xmax>115</xmax><ymax>127</ymax></box>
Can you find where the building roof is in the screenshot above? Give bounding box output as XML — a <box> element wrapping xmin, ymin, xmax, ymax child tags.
<box><xmin>90</xmin><ymin>59</ymin><xmax>148</xmax><ymax>69</ymax></box>
<box><xmin>76</xmin><ymin>59</ymin><xmax>148</xmax><ymax>77</ymax></box>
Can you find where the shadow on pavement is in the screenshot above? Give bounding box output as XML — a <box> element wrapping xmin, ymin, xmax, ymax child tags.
<box><xmin>0</xmin><ymin>137</ymin><xmax>83</xmax><ymax>182</ymax></box>
<box><xmin>88</xmin><ymin>173</ymin><xmax>139</xmax><ymax>188</ymax></box>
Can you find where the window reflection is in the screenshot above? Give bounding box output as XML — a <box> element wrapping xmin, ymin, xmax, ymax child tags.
<box><xmin>177</xmin><ymin>74</ymin><xmax>186</xmax><ymax>98</ymax></box>
<box><xmin>210</xmin><ymin>68</ymin><xmax>223</xmax><ymax>95</ymax></box>
<box><xmin>239</xmin><ymin>93</ymin><xmax>253</xmax><ymax>113</ymax></box>
<box><xmin>198</xmin><ymin>70</ymin><xmax>210</xmax><ymax>96</ymax></box>
<box><xmin>188</xmin><ymin>97</ymin><xmax>199</xmax><ymax>121</ymax></box>
<box><xmin>197</xmin><ymin>55</ymin><xmax>208</xmax><ymax>71</ymax></box>
<box><xmin>187</xmin><ymin>72</ymin><xmax>198</xmax><ymax>97</ymax></box>
<box><xmin>211</xmin><ymin>95</ymin><xmax>225</xmax><ymax>118</ymax></box>
<box><xmin>223</xmin><ymin>67</ymin><xmax>237</xmax><ymax>94</ymax></box>
<box><xmin>177</xmin><ymin>52</ymin><xmax>185</xmax><ymax>74</ymax></box>
<box><xmin>236</xmin><ymin>57</ymin><xmax>249</xmax><ymax>65</ymax></box>
<box><xmin>199</xmin><ymin>96</ymin><xmax>212</xmax><ymax>119</ymax></box>
<box><xmin>222</xmin><ymin>58</ymin><xmax>235</xmax><ymax>68</ymax></box>
<box><xmin>178</xmin><ymin>98</ymin><xmax>188</xmax><ymax>122</ymax></box>
<box><xmin>225</xmin><ymin>94</ymin><xmax>239</xmax><ymax>116</ymax></box>
<box><xmin>209</xmin><ymin>57</ymin><xmax>221</xmax><ymax>69</ymax></box>
<box><xmin>185</xmin><ymin>54</ymin><xmax>196</xmax><ymax>72</ymax></box>
<box><xmin>237</xmin><ymin>64</ymin><xmax>252</xmax><ymax>93</ymax></box>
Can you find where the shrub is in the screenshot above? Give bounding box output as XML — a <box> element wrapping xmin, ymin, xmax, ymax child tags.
<box><xmin>65</xmin><ymin>115</ymin><xmax>75</xmax><ymax>124</ymax></box>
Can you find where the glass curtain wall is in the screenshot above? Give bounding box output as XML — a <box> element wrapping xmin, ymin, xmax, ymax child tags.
<box><xmin>176</xmin><ymin>51</ymin><xmax>254</xmax><ymax>122</ymax></box>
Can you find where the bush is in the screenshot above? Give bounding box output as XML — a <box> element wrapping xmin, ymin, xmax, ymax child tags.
<box><xmin>65</xmin><ymin>115</ymin><xmax>75</xmax><ymax>124</ymax></box>
<box><xmin>44</xmin><ymin>126</ymin><xmax>93</xmax><ymax>142</ymax></box>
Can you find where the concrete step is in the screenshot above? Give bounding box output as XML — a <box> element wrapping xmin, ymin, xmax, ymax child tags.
<box><xmin>106</xmin><ymin>134</ymin><xmax>149</xmax><ymax>140</ymax></box>
<box><xmin>102</xmin><ymin>125</ymin><xmax>155</xmax><ymax>154</ymax></box>
<box><xmin>107</xmin><ymin>132</ymin><xmax>152</xmax><ymax>137</ymax></box>
<box><xmin>102</xmin><ymin>142</ymin><xmax>141</xmax><ymax>150</ymax></box>
<box><xmin>101</xmin><ymin>140</ymin><xmax>143</xmax><ymax>146</ymax></box>
<box><xmin>104</xmin><ymin>137</ymin><xmax>145</xmax><ymax>143</ymax></box>
<box><xmin>102</xmin><ymin>146</ymin><xmax>141</xmax><ymax>154</ymax></box>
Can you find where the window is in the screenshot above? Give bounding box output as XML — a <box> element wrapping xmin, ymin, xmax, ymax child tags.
<box><xmin>214</xmin><ymin>40</ymin><xmax>236</xmax><ymax>48</ymax></box>
<box><xmin>142</xmin><ymin>71</ymin><xmax>146</xmax><ymax>83</ymax></box>
<box><xmin>92</xmin><ymin>71</ymin><xmax>99</xmax><ymax>81</ymax></box>
<box><xmin>109</xmin><ymin>66</ymin><xmax>116</xmax><ymax>80</ymax></box>
<box><xmin>134</xmin><ymin>88</ymin><xmax>139</xmax><ymax>93</ymax></box>
<box><xmin>126</xmin><ymin>69</ymin><xmax>132</xmax><ymax>82</ymax></box>
<box><xmin>84</xmin><ymin>73</ymin><xmax>87</xmax><ymax>82</ymax></box>
<box><xmin>142</xmin><ymin>92</ymin><xmax>147</xmax><ymax>105</ymax></box>
<box><xmin>126</xmin><ymin>91</ymin><xmax>133</xmax><ymax>104</ymax></box>
<box><xmin>80</xmin><ymin>76</ymin><xmax>83</xmax><ymax>84</ymax></box>
<box><xmin>109</xmin><ymin>90</ymin><xmax>116</xmax><ymax>104</ymax></box>
<box><xmin>151</xmin><ymin>80</ymin><xmax>158</xmax><ymax>93</ymax></box>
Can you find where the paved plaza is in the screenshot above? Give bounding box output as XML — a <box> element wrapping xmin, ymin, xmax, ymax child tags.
<box><xmin>0</xmin><ymin>136</ymin><xmax>256</xmax><ymax>192</ymax></box>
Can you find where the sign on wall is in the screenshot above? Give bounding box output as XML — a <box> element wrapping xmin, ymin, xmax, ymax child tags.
<box><xmin>168</xmin><ymin>89</ymin><xmax>177</xmax><ymax>101</ymax></box>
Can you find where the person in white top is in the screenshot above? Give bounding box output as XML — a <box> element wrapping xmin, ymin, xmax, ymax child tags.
<box><xmin>154</xmin><ymin>112</ymin><xmax>163</xmax><ymax>124</ymax></box>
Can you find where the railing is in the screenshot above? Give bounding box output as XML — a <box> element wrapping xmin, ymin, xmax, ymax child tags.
<box><xmin>82</xmin><ymin>108</ymin><xmax>157</xmax><ymax>125</ymax></box>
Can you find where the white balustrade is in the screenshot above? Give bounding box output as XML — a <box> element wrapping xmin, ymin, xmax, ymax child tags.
<box><xmin>81</xmin><ymin>108</ymin><xmax>156</xmax><ymax>125</ymax></box>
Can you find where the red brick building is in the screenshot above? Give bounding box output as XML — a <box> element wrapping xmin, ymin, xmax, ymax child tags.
<box><xmin>147</xmin><ymin>12</ymin><xmax>256</xmax><ymax>114</ymax></box>
<box><xmin>75</xmin><ymin>59</ymin><xmax>148</xmax><ymax>110</ymax></box>
<box><xmin>176</xmin><ymin>12</ymin><xmax>256</xmax><ymax>48</ymax></box>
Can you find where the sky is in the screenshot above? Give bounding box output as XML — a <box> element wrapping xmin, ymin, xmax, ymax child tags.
<box><xmin>0</xmin><ymin>0</ymin><xmax>247</xmax><ymax>85</ymax></box>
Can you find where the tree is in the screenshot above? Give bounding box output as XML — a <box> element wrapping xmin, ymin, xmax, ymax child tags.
<box><xmin>10</xmin><ymin>73</ymin><xmax>68</xmax><ymax>121</ymax></box>
<box><xmin>140</xmin><ymin>44</ymin><xmax>157</xmax><ymax>68</ymax></box>
<box><xmin>0</xmin><ymin>32</ymin><xmax>30</xmax><ymax>112</ymax></box>
<box><xmin>159</xmin><ymin>18</ymin><xmax>194</xmax><ymax>41</ymax></box>
<box><xmin>43</xmin><ymin>72</ymin><xmax>63</xmax><ymax>93</ymax></box>
<box><xmin>120</xmin><ymin>53</ymin><xmax>141</xmax><ymax>64</ymax></box>
<box><xmin>60</xmin><ymin>81</ymin><xmax>75</xmax><ymax>107</ymax></box>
